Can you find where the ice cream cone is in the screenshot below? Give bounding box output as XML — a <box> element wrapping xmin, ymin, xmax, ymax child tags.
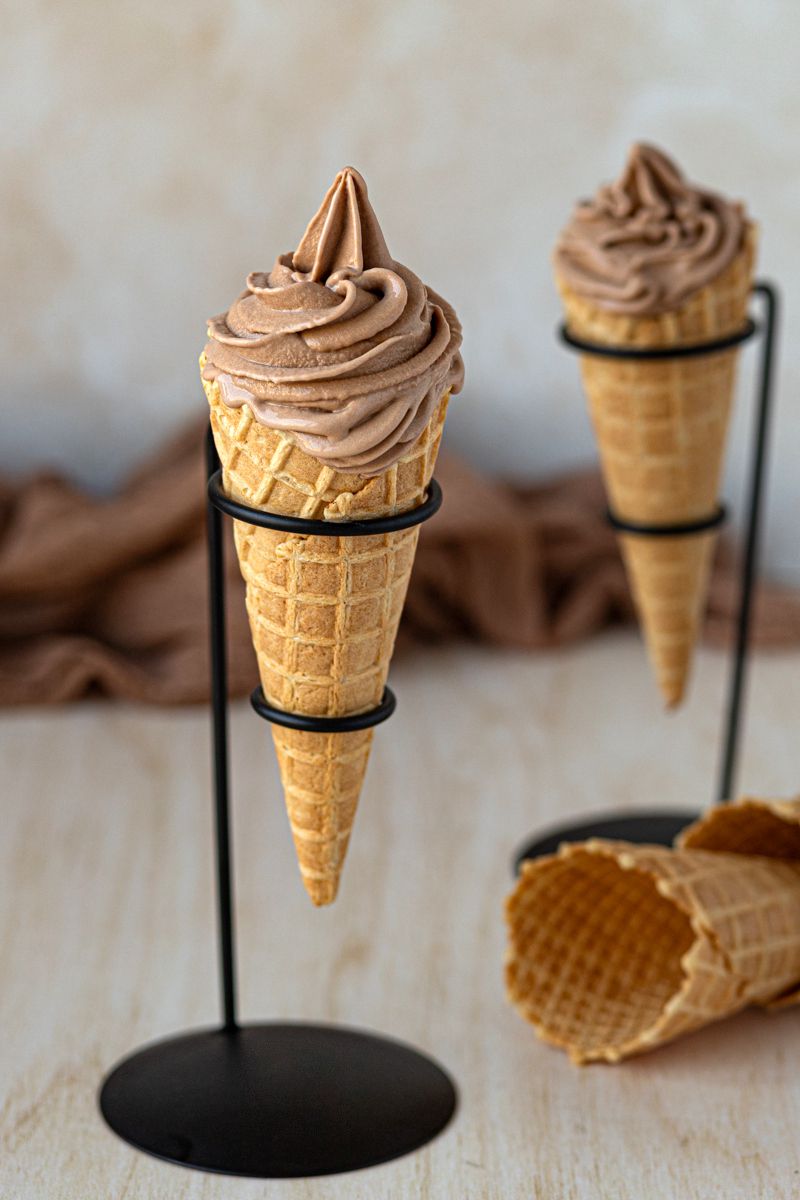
<box><xmin>201</xmin><ymin>166</ymin><xmax>462</xmax><ymax>904</ymax></box>
<box><xmin>553</xmin><ymin>143</ymin><xmax>757</xmax><ymax>706</ymax></box>
<box><xmin>204</xmin><ymin>360</ymin><xmax>449</xmax><ymax>904</ymax></box>
<box><xmin>505</xmin><ymin>826</ymin><xmax>800</xmax><ymax>1063</ymax></box>
<box><xmin>556</xmin><ymin>227</ymin><xmax>756</xmax><ymax>706</ymax></box>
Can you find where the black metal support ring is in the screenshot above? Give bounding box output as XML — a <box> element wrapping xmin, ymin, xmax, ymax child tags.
<box><xmin>607</xmin><ymin>503</ymin><xmax>727</xmax><ymax>537</ymax></box>
<box><xmin>208</xmin><ymin>471</ymin><xmax>442</xmax><ymax>536</ymax></box>
<box><xmin>559</xmin><ymin>318</ymin><xmax>757</xmax><ymax>360</ymax></box>
<box><xmin>250</xmin><ymin>685</ymin><xmax>397</xmax><ymax>732</ymax></box>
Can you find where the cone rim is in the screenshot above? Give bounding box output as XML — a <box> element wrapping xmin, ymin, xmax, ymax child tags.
<box><xmin>505</xmin><ymin>844</ymin><xmax>700</xmax><ymax>1063</ymax></box>
<box><xmin>607</xmin><ymin>502</ymin><xmax>727</xmax><ymax>537</ymax></box>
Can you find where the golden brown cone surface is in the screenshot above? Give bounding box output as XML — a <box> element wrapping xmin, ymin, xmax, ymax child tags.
<box><xmin>203</xmin><ymin>359</ymin><xmax>448</xmax><ymax>905</ymax></box>
<box><xmin>506</xmin><ymin>836</ymin><xmax>800</xmax><ymax>1064</ymax></box>
<box><xmin>556</xmin><ymin>228</ymin><xmax>756</xmax><ymax>706</ymax></box>
<box><xmin>680</xmin><ymin>794</ymin><xmax>800</xmax><ymax>1008</ymax></box>
<box><xmin>506</xmin><ymin>794</ymin><xmax>800</xmax><ymax>1063</ymax></box>
<box><xmin>680</xmin><ymin>794</ymin><xmax>800</xmax><ymax>859</ymax></box>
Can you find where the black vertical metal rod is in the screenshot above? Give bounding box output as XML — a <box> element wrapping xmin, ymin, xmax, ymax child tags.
<box><xmin>205</xmin><ymin>427</ymin><xmax>238</xmax><ymax>1031</ymax></box>
<box><xmin>716</xmin><ymin>282</ymin><xmax>779</xmax><ymax>803</ymax></box>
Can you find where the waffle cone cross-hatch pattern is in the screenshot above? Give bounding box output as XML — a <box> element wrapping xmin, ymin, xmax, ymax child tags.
<box><xmin>506</xmin><ymin>795</ymin><xmax>800</xmax><ymax>1064</ymax></box>
<box><xmin>203</xmin><ymin>358</ymin><xmax>448</xmax><ymax>905</ymax></box>
<box><xmin>556</xmin><ymin>228</ymin><xmax>757</xmax><ymax>707</ymax></box>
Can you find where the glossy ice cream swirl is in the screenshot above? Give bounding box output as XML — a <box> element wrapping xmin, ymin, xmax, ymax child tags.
<box><xmin>554</xmin><ymin>144</ymin><xmax>748</xmax><ymax>315</ymax></box>
<box><xmin>203</xmin><ymin>167</ymin><xmax>463</xmax><ymax>475</ymax></box>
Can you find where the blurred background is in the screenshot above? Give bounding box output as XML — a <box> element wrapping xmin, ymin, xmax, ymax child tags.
<box><xmin>3</xmin><ymin>0</ymin><xmax>798</xmax><ymax>580</ymax></box>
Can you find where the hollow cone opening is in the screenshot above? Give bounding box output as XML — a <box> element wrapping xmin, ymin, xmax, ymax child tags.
<box><xmin>680</xmin><ymin>798</ymin><xmax>800</xmax><ymax>860</ymax></box>
<box><xmin>506</xmin><ymin>850</ymin><xmax>694</xmax><ymax>1062</ymax></box>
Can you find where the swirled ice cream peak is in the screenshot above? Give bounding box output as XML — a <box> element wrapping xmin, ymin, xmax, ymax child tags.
<box><xmin>554</xmin><ymin>144</ymin><xmax>749</xmax><ymax>315</ymax></box>
<box><xmin>203</xmin><ymin>167</ymin><xmax>462</xmax><ymax>475</ymax></box>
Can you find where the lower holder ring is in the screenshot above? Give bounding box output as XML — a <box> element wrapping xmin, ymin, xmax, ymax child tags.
<box><xmin>607</xmin><ymin>504</ymin><xmax>727</xmax><ymax>537</ymax></box>
<box><xmin>99</xmin><ymin>1022</ymin><xmax>458</xmax><ymax>1179</ymax></box>
<box><xmin>250</xmin><ymin>686</ymin><xmax>397</xmax><ymax>732</ymax></box>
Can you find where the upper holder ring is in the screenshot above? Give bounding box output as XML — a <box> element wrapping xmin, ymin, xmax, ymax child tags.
<box><xmin>560</xmin><ymin>313</ymin><xmax>758</xmax><ymax>539</ymax></box>
<box><xmin>208</xmin><ymin>471</ymin><xmax>442</xmax><ymax>537</ymax></box>
<box><xmin>558</xmin><ymin>318</ymin><xmax>757</xmax><ymax>361</ymax></box>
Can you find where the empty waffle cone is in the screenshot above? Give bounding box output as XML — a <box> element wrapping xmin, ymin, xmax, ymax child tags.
<box><xmin>506</xmin><ymin>798</ymin><xmax>800</xmax><ymax>1063</ymax></box>
<box><xmin>555</xmin><ymin>227</ymin><xmax>756</xmax><ymax>706</ymax></box>
<box><xmin>203</xmin><ymin>357</ymin><xmax>448</xmax><ymax>905</ymax></box>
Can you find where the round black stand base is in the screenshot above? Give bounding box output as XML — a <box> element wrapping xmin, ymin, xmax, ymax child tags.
<box><xmin>513</xmin><ymin>808</ymin><xmax>700</xmax><ymax>874</ymax></box>
<box><xmin>99</xmin><ymin>1022</ymin><xmax>457</xmax><ymax>1179</ymax></box>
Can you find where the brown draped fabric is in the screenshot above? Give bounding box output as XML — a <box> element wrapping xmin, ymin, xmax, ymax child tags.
<box><xmin>1</xmin><ymin>421</ymin><xmax>798</xmax><ymax>705</ymax></box>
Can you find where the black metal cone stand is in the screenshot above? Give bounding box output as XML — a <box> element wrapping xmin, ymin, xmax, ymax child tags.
<box><xmin>515</xmin><ymin>282</ymin><xmax>779</xmax><ymax>870</ymax></box>
<box><xmin>99</xmin><ymin>437</ymin><xmax>456</xmax><ymax>1179</ymax></box>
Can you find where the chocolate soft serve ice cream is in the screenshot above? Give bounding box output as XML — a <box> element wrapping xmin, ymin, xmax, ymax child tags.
<box><xmin>554</xmin><ymin>143</ymin><xmax>749</xmax><ymax>317</ymax></box>
<box><xmin>553</xmin><ymin>145</ymin><xmax>756</xmax><ymax>707</ymax></box>
<box><xmin>203</xmin><ymin>166</ymin><xmax>462</xmax><ymax>475</ymax></box>
<box><xmin>201</xmin><ymin>167</ymin><xmax>462</xmax><ymax>906</ymax></box>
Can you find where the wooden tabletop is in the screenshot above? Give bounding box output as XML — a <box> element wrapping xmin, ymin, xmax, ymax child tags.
<box><xmin>3</xmin><ymin>633</ymin><xmax>800</xmax><ymax>1199</ymax></box>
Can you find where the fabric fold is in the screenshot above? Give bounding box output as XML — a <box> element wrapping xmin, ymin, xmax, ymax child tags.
<box><xmin>1</xmin><ymin>419</ymin><xmax>798</xmax><ymax>705</ymax></box>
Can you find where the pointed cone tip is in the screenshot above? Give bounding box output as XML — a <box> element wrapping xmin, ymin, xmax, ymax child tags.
<box><xmin>302</xmin><ymin>874</ymin><xmax>340</xmax><ymax>907</ymax></box>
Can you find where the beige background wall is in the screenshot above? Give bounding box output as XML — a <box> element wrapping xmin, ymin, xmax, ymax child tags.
<box><xmin>3</xmin><ymin>1</ymin><xmax>798</xmax><ymax>577</ymax></box>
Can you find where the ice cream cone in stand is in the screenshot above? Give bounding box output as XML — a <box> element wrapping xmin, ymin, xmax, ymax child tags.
<box><xmin>505</xmin><ymin>796</ymin><xmax>800</xmax><ymax>1064</ymax></box>
<box><xmin>554</xmin><ymin>145</ymin><xmax>756</xmax><ymax>706</ymax></box>
<box><xmin>201</xmin><ymin>167</ymin><xmax>463</xmax><ymax>905</ymax></box>
<box><xmin>203</xmin><ymin>373</ymin><xmax>449</xmax><ymax>905</ymax></box>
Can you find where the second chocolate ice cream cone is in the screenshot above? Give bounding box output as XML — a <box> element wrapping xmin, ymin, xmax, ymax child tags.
<box><xmin>555</xmin><ymin>145</ymin><xmax>756</xmax><ymax>706</ymax></box>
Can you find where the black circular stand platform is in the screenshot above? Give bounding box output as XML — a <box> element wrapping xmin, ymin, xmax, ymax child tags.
<box><xmin>100</xmin><ymin>1023</ymin><xmax>457</xmax><ymax>1179</ymax></box>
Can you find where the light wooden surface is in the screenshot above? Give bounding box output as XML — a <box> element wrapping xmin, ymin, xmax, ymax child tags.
<box><xmin>3</xmin><ymin>633</ymin><xmax>800</xmax><ymax>1199</ymax></box>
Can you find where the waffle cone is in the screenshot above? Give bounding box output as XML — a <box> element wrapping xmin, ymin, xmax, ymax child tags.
<box><xmin>506</xmin><ymin>794</ymin><xmax>800</xmax><ymax>1063</ymax></box>
<box><xmin>202</xmin><ymin>358</ymin><xmax>448</xmax><ymax>905</ymax></box>
<box><xmin>556</xmin><ymin>228</ymin><xmax>756</xmax><ymax>706</ymax></box>
<box><xmin>506</xmin><ymin>836</ymin><xmax>800</xmax><ymax>1064</ymax></box>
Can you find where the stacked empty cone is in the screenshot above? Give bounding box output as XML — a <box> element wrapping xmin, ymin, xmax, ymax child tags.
<box><xmin>554</xmin><ymin>144</ymin><xmax>756</xmax><ymax>706</ymax></box>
